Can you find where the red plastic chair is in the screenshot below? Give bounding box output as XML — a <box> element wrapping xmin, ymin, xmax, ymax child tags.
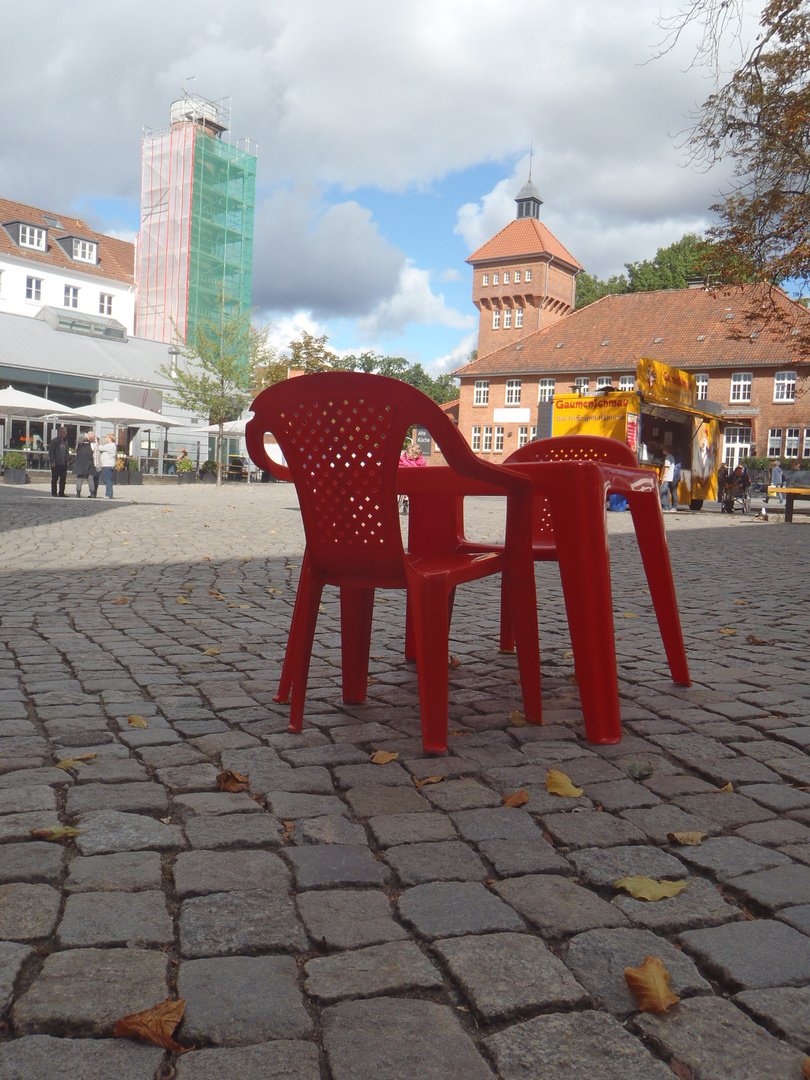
<box><xmin>447</xmin><ymin>436</ymin><xmax>690</xmax><ymax>744</ymax></box>
<box><xmin>245</xmin><ymin>372</ymin><xmax>542</xmax><ymax>754</ymax></box>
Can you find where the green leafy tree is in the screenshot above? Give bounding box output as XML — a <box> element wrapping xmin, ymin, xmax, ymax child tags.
<box><xmin>575</xmin><ymin>272</ymin><xmax>629</xmax><ymax>310</ymax></box>
<box><xmin>626</xmin><ymin>234</ymin><xmax>712</xmax><ymax>291</ymax></box>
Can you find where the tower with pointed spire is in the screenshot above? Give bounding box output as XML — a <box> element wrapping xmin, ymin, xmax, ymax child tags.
<box><xmin>466</xmin><ymin>179</ymin><xmax>581</xmax><ymax>357</ymax></box>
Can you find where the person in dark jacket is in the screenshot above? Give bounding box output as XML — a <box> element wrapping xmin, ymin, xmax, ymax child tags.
<box><xmin>74</xmin><ymin>433</ymin><xmax>98</xmax><ymax>498</ymax></box>
<box><xmin>48</xmin><ymin>427</ymin><xmax>70</xmax><ymax>497</ymax></box>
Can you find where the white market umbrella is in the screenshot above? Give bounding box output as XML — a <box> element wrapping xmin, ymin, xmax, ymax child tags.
<box><xmin>64</xmin><ymin>399</ymin><xmax>189</xmax><ymax>429</ymax></box>
<box><xmin>0</xmin><ymin>385</ymin><xmax>74</xmax><ymax>452</ymax></box>
<box><xmin>187</xmin><ymin>418</ymin><xmax>249</xmax><ymax>436</ymax></box>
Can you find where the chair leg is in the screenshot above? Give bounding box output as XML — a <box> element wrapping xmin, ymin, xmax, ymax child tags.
<box><xmin>629</xmin><ymin>494</ymin><xmax>691</xmax><ymax>686</ymax></box>
<box><xmin>274</xmin><ymin>550</ymin><xmax>311</xmax><ymax>706</ymax></box>
<box><xmin>407</xmin><ymin>575</ymin><xmax>451</xmax><ymax>754</ymax></box>
<box><xmin>502</xmin><ymin>564</ymin><xmax>542</xmax><ymax>724</ymax></box>
<box><xmin>547</xmin><ymin>470</ymin><xmax>622</xmax><ymax>744</ymax></box>
<box><xmin>281</xmin><ymin>565</ymin><xmax>323</xmax><ymax>734</ymax></box>
<box><xmin>340</xmin><ymin>586</ymin><xmax>375</xmax><ymax>702</ymax></box>
<box><xmin>499</xmin><ymin>577</ymin><xmax>516</xmax><ymax>653</ymax></box>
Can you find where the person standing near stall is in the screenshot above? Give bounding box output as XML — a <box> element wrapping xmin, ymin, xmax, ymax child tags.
<box><xmin>48</xmin><ymin>427</ymin><xmax>70</xmax><ymax>497</ymax></box>
<box><xmin>98</xmin><ymin>433</ymin><xmax>117</xmax><ymax>499</ymax></box>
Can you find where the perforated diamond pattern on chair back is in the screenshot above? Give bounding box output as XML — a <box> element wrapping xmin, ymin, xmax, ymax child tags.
<box><xmin>508</xmin><ymin>435</ymin><xmax>639</xmax><ymax>467</ymax></box>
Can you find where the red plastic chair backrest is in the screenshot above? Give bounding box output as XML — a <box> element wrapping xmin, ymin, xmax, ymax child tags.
<box><xmin>507</xmin><ymin>435</ymin><xmax>639</xmax><ymax>468</ymax></box>
<box><xmin>246</xmin><ymin>372</ymin><xmax>491</xmax><ymax>580</ymax></box>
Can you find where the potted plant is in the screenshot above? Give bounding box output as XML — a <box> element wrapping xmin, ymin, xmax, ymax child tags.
<box><xmin>113</xmin><ymin>455</ymin><xmax>129</xmax><ymax>485</ymax></box>
<box><xmin>200</xmin><ymin>459</ymin><xmax>218</xmax><ymax>484</ymax></box>
<box><xmin>175</xmin><ymin>456</ymin><xmax>197</xmax><ymax>484</ymax></box>
<box><xmin>127</xmin><ymin>457</ymin><xmax>143</xmax><ymax>485</ymax></box>
<box><xmin>2</xmin><ymin>451</ymin><xmax>29</xmax><ymax>484</ymax></box>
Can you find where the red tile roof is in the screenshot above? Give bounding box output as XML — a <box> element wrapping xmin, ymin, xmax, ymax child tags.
<box><xmin>466</xmin><ymin>217</ymin><xmax>582</xmax><ymax>270</ymax></box>
<box><xmin>0</xmin><ymin>197</ymin><xmax>135</xmax><ymax>284</ymax></box>
<box><xmin>454</xmin><ymin>285</ymin><xmax>809</xmax><ymax>377</ymax></box>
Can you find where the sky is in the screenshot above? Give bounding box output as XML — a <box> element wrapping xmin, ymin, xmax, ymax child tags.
<box><xmin>1</xmin><ymin>0</ymin><xmax>756</xmax><ymax>377</ymax></box>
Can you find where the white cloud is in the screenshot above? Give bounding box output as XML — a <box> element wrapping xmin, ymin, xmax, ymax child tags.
<box><xmin>355</xmin><ymin>262</ymin><xmax>475</xmax><ymax>341</ymax></box>
<box><xmin>260</xmin><ymin>311</ymin><xmax>327</xmax><ymax>355</ymax></box>
<box><xmin>431</xmin><ymin>332</ymin><xmax>478</xmax><ymax>376</ymax></box>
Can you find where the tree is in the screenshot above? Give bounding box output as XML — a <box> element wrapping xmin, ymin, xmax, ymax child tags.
<box><xmin>575</xmin><ymin>272</ymin><xmax>629</xmax><ymax>310</ymax></box>
<box><xmin>159</xmin><ymin>293</ymin><xmax>257</xmax><ymax>487</ymax></box>
<box><xmin>575</xmin><ymin>235</ymin><xmax>712</xmax><ymax>309</ymax></box>
<box><xmin>659</xmin><ymin>0</ymin><xmax>810</xmax><ymax>353</ymax></box>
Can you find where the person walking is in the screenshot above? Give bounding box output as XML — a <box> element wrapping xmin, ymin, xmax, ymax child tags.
<box><xmin>660</xmin><ymin>450</ymin><xmax>679</xmax><ymax>512</ymax></box>
<box><xmin>74</xmin><ymin>433</ymin><xmax>99</xmax><ymax>498</ymax></box>
<box><xmin>98</xmin><ymin>433</ymin><xmax>117</xmax><ymax>499</ymax></box>
<box><xmin>48</xmin><ymin>426</ymin><xmax>70</xmax><ymax>497</ymax></box>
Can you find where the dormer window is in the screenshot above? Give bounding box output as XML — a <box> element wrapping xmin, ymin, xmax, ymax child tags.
<box><xmin>20</xmin><ymin>225</ymin><xmax>46</xmax><ymax>250</ymax></box>
<box><xmin>72</xmin><ymin>239</ymin><xmax>97</xmax><ymax>263</ymax></box>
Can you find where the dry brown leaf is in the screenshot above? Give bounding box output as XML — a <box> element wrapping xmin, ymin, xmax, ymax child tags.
<box><xmin>567</xmin><ymin>673</ymin><xmax>579</xmax><ymax>685</ymax></box>
<box><xmin>502</xmin><ymin>790</ymin><xmax>529</xmax><ymax>808</ymax></box>
<box><xmin>716</xmin><ymin>782</ymin><xmax>734</xmax><ymax>793</ymax></box>
<box><xmin>449</xmin><ymin>655</ymin><xmax>462</xmax><ymax>669</ymax></box>
<box><xmin>29</xmin><ymin>826</ymin><xmax>79</xmax><ymax>842</ymax></box>
<box><xmin>111</xmin><ymin>596</ymin><xmax>128</xmax><ymax>605</ymax></box>
<box><xmin>176</xmin><ymin>595</ymin><xmax>191</xmax><ymax>604</ymax></box>
<box><xmin>508</xmin><ymin>709</ymin><xmax>528</xmax><ymax>727</ymax></box>
<box><xmin>366</xmin><ymin>678</ymin><xmax>380</xmax><ymax>685</ymax></box>
<box><xmin>624</xmin><ymin>956</ymin><xmax>680</xmax><ymax>1014</ymax></box>
<box><xmin>413</xmin><ymin>775</ymin><xmax>445</xmax><ymax>788</ymax></box>
<box><xmin>55</xmin><ymin>754</ymin><xmax>97</xmax><ymax>771</ymax></box>
<box><xmin>127</xmin><ymin>715</ymin><xmax>149</xmax><ymax>728</ymax></box>
<box><xmin>281</xmin><ymin>820</ymin><xmax>295</xmax><ymax>839</ymax></box>
<box><xmin>733</xmin><ymin>599</ymin><xmax>748</xmax><ymax>605</ymax></box>
<box><xmin>370</xmin><ymin>750</ymin><xmax>399</xmax><ymax>765</ymax></box>
<box><xmin>718</xmin><ymin>627</ymin><xmax>736</xmax><ymax>635</ymax></box>
<box><xmin>562</xmin><ymin>650</ymin><xmax>574</xmax><ymax>658</ymax></box>
<box><xmin>546</xmin><ymin>769</ymin><xmax>584</xmax><ymax>798</ymax></box>
<box><xmin>113</xmin><ymin>997</ymin><xmax>190</xmax><ymax>1053</ymax></box>
<box><xmin>667</xmin><ymin>831</ymin><xmax>708</xmax><ymax>846</ymax></box>
<box><xmin>267</xmin><ymin>588</ymin><xmax>283</xmax><ymax>594</ymax></box>
<box><xmin>202</xmin><ymin>556</ymin><xmax>211</xmax><ymax>561</ymax></box>
<box><xmin>624</xmin><ymin>612</ymin><xmax>640</xmax><ymax>618</ymax></box>
<box><xmin>217</xmin><ymin>770</ymin><xmax>250</xmax><ymax>793</ymax></box>
<box><xmin>201</xmin><ymin>647</ymin><xmax>221</xmax><ymax>656</ymax></box>
<box><xmin>669</xmin><ymin>1059</ymin><xmax>695</xmax><ymax>1080</ymax></box>
<box><xmin>801</xmin><ymin>1057</ymin><xmax>810</xmax><ymax>1080</ymax></box>
<box><xmin>614</xmin><ymin>876</ymin><xmax>690</xmax><ymax>902</ymax></box>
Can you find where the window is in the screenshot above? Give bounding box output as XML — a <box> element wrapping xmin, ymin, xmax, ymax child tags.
<box><xmin>506</xmin><ymin>379</ymin><xmax>522</xmax><ymax>405</ymax></box>
<box><xmin>530</xmin><ymin>426</ymin><xmax>537</xmax><ymax>441</ymax></box>
<box><xmin>503</xmin><ymin>309</ymin><xmax>512</xmax><ymax>328</ymax></box>
<box><xmin>619</xmin><ymin>375</ymin><xmax>635</xmax><ymax>391</ymax></box>
<box><xmin>99</xmin><ymin>293</ymin><xmax>113</xmax><ymax>316</ymax></box>
<box><xmin>64</xmin><ymin>286</ymin><xmax>79</xmax><ymax>309</ymax></box>
<box><xmin>493</xmin><ymin>273</ymin><xmax>500</xmax><ymax>285</ymax></box>
<box><xmin>471</xmin><ymin>426</ymin><xmax>481</xmax><ymax>451</ymax></box>
<box><xmin>474</xmin><ymin>380</ymin><xmax>489</xmax><ymax>405</ymax></box>
<box><xmin>492</xmin><ymin>310</ymin><xmax>500</xmax><ymax>329</ymax></box>
<box><xmin>786</xmin><ymin>427</ymin><xmax>800</xmax><ymax>455</ymax></box>
<box><xmin>482</xmin><ymin>273</ymin><xmax>489</xmax><ymax>286</ymax></box>
<box><xmin>482</xmin><ymin>426</ymin><xmax>493</xmax><ymax>452</ymax></box>
<box><xmin>724</xmin><ymin>425</ymin><xmax>752</xmax><ymax>467</ymax></box>
<box><xmin>518</xmin><ymin>426</ymin><xmax>529</xmax><ymax>447</ymax></box>
<box><xmin>25</xmin><ymin>276</ymin><xmax>42</xmax><ymax>301</ymax></box>
<box><xmin>525</xmin><ymin>269</ymin><xmax>532</xmax><ymax>282</ymax></box>
<box><xmin>0</xmin><ymin>269</ymin><xmax>3</xmax><ymax>294</ymax></box>
<box><xmin>768</xmin><ymin>428</ymin><xmax>783</xmax><ymax>456</ymax></box>
<box><xmin>20</xmin><ymin>225</ymin><xmax>46</xmax><ymax>250</ymax></box>
<box><xmin>804</xmin><ymin>429</ymin><xmax>810</xmax><ymax>458</ymax></box>
<box><xmin>494</xmin><ymin>426</ymin><xmax>504</xmax><ymax>452</ymax></box>
<box><xmin>774</xmin><ymin>370</ymin><xmax>796</xmax><ymax>402</ymax></box>
<box><xmin>538</xmin><ymin>378</ymin><xmax>554</xmax><ymax>402</ymax></box>
<box><xmin>72</xmin><ymin>239</ymin><xmax>97</xmax><ymax>263</ymax></box>
<box><xmin>695</xmin><ymin>374</ymin><xmax>709</xmax><ymax>401</ymax></box>
<box><xmin>575</xmin><ymin>377</ymin><xmax>589</xmax><ymax>395</ymax></box>
<box><xmin>514</xmin><ymin>270</ymin><xmax>521</xmax><ymax>283</ymax></box>
<box><xmin>503</xmin><ymin>272</ymin><xmax>510</xmax><ymax>284</ymax></box>
<box><xmin>515</xmin><ymin>307</ymin><xmax>523</xmax><ymax>328</ymax></box>
<box><xmin>730</xmin><ymin>372</ymin><xmax>752</xmax><ymax>402</ymax></box>
<box><xmin>596</xmin><ymin>376</ymin><xmax>613</xmax><ymax>390</ymax></box>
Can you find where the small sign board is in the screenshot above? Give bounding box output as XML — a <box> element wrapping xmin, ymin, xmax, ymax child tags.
<box><xmin>413</xmin><ymin>425</ymin><xmax>432</xmax><ymax>457</ymax></box>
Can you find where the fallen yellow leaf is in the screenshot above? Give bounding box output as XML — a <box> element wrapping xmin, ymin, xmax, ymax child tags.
<box><xmin>201</xmin><ymin>647</ymin><xmax>221</xmax><ymax>656</ymax></box>
<box><xmin>624</xmin><ymin>612</ymin><xmax>640</xmax><ymax>618</ymax></box>
<box><xmin>111</xmin><ymin>597</ymin><xmax>128</xmax><ymax>605</ymax></box>
<box><xmin>614</xmin><ymin>876</ymin><xmax>690</xmax><ymax>901</ymax></box>
<box><xmin>718</xmin><ymin>627</ymin><xmax>736</xmax><ymax>635</ymax></box>
<box><xmin>267</xmin><ymin>588</ymin><xmax>283</xmax><ymax>594</ymax></box>
<box><xmin>217</xmin><ymin>770</ymin><xmax>250</xmax><ymax>793</ymax></box>
<box><xmin>666</xmin><ymin>831</ymin><xmax>708</xmax><ymax>846</ymax></box>
<box><xmin>127</xmin><ymin>715</ymin><xmax>149</xmax><ymax>728</ymax></box>
<box><xmin>546</xmin><ymin>769</ymin><xmax>583</xmax><ymax>798</ymax></box>
<box><xmin>801</xmin><ymin>1057</ymin><xmax>810</xmax><ymax>1080</ymax></box>
<box><xmin>503</xmin><ymin>790</ymin><xmax>529</xmax><ymax>808</ymax></box>
<box><xmin>370</xmin><ymin>750</ymin><xmax>398</xmax><ymax>765</ymax></box>
<box><xmin>176</xmin><ymin>595</ymin><xmax>191</xmax><ymax>604</ymax></box>
<box><xmin>413</xmin><ymin>776</ymin><xmax>445</xmax><ymax>788</ymax></box>
<box><xmin>55</xmin><ymin>756</ymin><xmax>94</xmax><ymax>771</ymax></box>
<box><xmin>113</xmin><ymin>998</ymin><xmax>190</xmax><ymax>1054</ymax></box>
<box><xmin>449</xmin><ymin>655</ymin><xmax>462</xmax><ymax>669</ymax></box>
<box><xmin>508</xmin><ymin>710</ymin><xmax>528</xmax><ymax>727</ymax></box>
<box><xmin>733</xmin><ymin>599</ymin><xmax>748</xmax><ymax>605</ymax></box>
<box><xmin>716</xmin><ymin>782</ymin><xmax>734</xmax><ymax>793</ymax></box>
<box><xmin>29</xmin><ymin>826</ymin><xmax>79</xmax><ymax>842</ymax></box>
<box><xmin>625</xmin><ymin>956</ymin><xmax>680</xmax><ymax>1014</ymax></box>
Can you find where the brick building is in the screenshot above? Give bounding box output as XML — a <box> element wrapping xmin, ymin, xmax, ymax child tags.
<box><xmin>455</xmin><ymin>191</ymin><xmax>810</xmax><ymax>467</ymax></box>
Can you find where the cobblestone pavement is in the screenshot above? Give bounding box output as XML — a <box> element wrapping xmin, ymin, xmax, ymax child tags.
<box><xmin>0</xmin><ymin>480</ymin><xmax>809</xmax><ymax>1080</ymax></box>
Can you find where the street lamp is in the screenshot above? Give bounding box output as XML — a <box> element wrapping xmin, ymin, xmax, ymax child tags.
<box><xmin>168</xmin><ymin>346</ymin><xmax>180</xmax><ymax>380</ymax></box>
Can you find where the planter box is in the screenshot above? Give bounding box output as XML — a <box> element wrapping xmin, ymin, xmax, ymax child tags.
<box><xmin>128</xmin><ymin>472</ymin><xmax>143</xmax><ymax>485</ymax></box>
<box><xmin>177</xmin><ymin>473</ymin><xmax>197</xmax><ymax>484</ymax></box>
<box><xmin>201</xmin><ymin>473</ymin><xmax>217</xmax><ymax>484</ymax></box>
<box><xmin>3</xmin><ymin>468</ymin><xmax>28</xmax><ymax>485</ymax></box>
<box><xmin>113</xmin><ymin>471</ymin><xmax>129</xmax><ymax>485</ymax></box>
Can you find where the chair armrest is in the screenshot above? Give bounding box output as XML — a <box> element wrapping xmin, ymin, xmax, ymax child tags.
<box><xmin>245</xmin><ymin>419</ymin><xmax>292</xmax><ymax>482</ymax></box>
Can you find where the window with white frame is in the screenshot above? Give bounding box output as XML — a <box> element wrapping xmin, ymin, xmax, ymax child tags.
<box><xmin>494</xmin><ymin>426</ymin><xmax>504</xmax><ymax>452</ymax></box>
<box><xmin>482</xmin><ymin>426</ymin><xmax>493</xmax><ymax>452</ymax></box>
<box><xmin>492</xmin><ymin>310</ymin><xmax>500</xmax><ymax>329</ymax></box>
<box><xmin>596</xmin><ymin>376</ymin><xmax>613</xmax><ymax>390</ymax></box>
<box><xmin>518</xmin><ymin>426</ymin><xmax>529</xmax><ymax>447</ymax></box>
<box><xmin>20</xmin><ymin>225</ymin><xmax>45</xmax><ymax>250</ymax></box>
<box><xmin>503</xmin><ymin>272</ymin><xmax>510</xmax><ymax>284</ymax></box>
<box><xmin>99</xmin><ymin>293</ymin><xmax>113</xmax><ymax>315</ymax></box>
<box><xmin>474</xmin><ymin>380</ymin><xmax>489</xmax><ymax>405</ymax></box>
<box><xmin>538</xmin><ymin>378</ymin><xmax>554</xmax><ymax>402</ymax></box>
<box><xmin>730</xmin><ymin>372</ymin><xmax>752</xmax><ymax>401</ymax></box>
<box><xmin>724</xmin><ymin>425</ymin><xmax>752</xmax><ymax>467</ymax></box>
<box><xmin>786</xmin><ymin>427</ymin><xmax>800</xmax><ymax>455</ymax></box>
<box><xmin>514</xmin><ymin>270</ymin><xmax>521</xmax><ymax>283</ymax></box>
<box><xmin>530</xmin><ymin>426</ymin><xmax>537</xmax><ymax>440</ymax></box>
<box><xmin>774</xmin><ymin>370</ymin><xmax>796</xmax><ymax>402</ymax></box>
<box><xmin>768</xmin><ymin>428</ymin><xmax>783</xmax><ymax>456</ymax></box>
<box><xmin>619</xmin><ymin>375</ymin><xmax>635</xmax><ymax>391</ymax></box>
<box><xmin>515</xmin><ymin>307</ymin><xmax>523</xmax><ymax>327</ymax></box>
<box><xmin>482</xmin><ymin>273</ymin><xmax>489</xmax><ymax>286</ymax></box>
<box><xmin>525</xmin><ymin>269</ymin><xmax>532</xmax><ymax>282</ymax></box>
<box><xmin>695</xmin><ymin>374</ymin><xmax>709</xmax><ymax>400</ymax></box>
<box><xmin>503</xmin><ymin>309</ymin><xmax>512</xmax><ymax>328</ymax></box>
<box><xmin>493</xmin><ymin>273</ymin><xmax>499</xmax><ymax>285</ymax></box>
<box><xmin>64</xmin><ymin>285</ymin><xmax>79</xmax><ymax>309</ymax></box>
<box><xmin>25</xmin><ymin>276</ymin><xmax>42</xmax><ymax>301</ymax></box>
<box><xmin>471</xmin><ymin>426</ymin><xmax>481</xmax><ymax>451</ymax></box>
<box><xmin>575</xmin><ymin>377</ymin><xmax>589</xmax><ymax>395</ymax></box>
<box><xmin>506</xmin><ymin>379</ymin><xmax>522</xmax><ymax>405</ymax></box>
<box><xmin>72</xmin><ymin>239</ymin><xmax>97</xmax><ymax>263</ymax></box>
<box><xmin>804</xmin><ymin>428</ymin><xmax>810</xmax><ymax>458</ymax></box>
